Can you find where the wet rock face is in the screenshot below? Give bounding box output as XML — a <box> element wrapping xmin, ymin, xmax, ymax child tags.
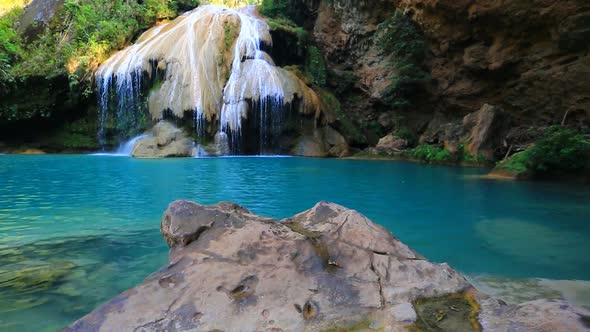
<box><xmin>66</xmin><ymin>201</ymin><xmax>589</xmax><ymax>331</ymax></box>
<box><xmin>131</xmin><ymin>121</ymin><xmax>193</xmax><ymax>158</ymax></box>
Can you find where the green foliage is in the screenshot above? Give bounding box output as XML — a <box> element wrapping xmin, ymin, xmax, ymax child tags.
<box><xmin>319</xmin><ymin>90</ymin><xmax>364</xmax><ymax>144</ymax></box>
<box><xmin>259</xmin><ymin>0</ymin><xmax>295</xmax><ymax>21</ymax></box>
<box><xmin>526</xmin><ymin>126</ymin><xmax>590</xmax><ymax>174</ymax></box>
<box><xmin>176</xmin><ymin>0</ymin><xmax>201</xmax><ymax>11</ymax></box>
<box><xmin>2</xmin><ymin>0</ymin><xmax>200</xmax><ymax>97</ymax></box>
<box><xmin>306</xmin><ymin>46</ymin><xmax>326</xmax><ymax>87</ymax></box>
<box><xmin>496</xmin><ymin>126</ymin><xmax>590</xmax><ymax>177</ymax></box>
<box><xmin>224</xmin><ymin>21</ymin><xmax>240</xmax><ymax>49</ymax></box>
<box><xmin>496</xmin><ymin>149</ymin><xmax>530</xmax><ymax>174</ymax></box>
<box><xmin>209</xmin><ymin>0</ymin><xmax>261</xmax><ymax>8</ymax></box>
<box><xmin>411</xmin><ymin>144</ymin><xmax>453</xmax><ymax>162</ymax></box>
<box><xmin>377</xmin><ymin>11</ymin><xmax>428</xmax><ymax>109</ymax></box>
<box><xmin>392</xmin><ymin>127</ymin><xmax>417</xmax><ymax>147</ymax></box>
<box><xmin>49</xmin><ymin>117</ymin><xmax>99</xmax><ymax>149</ymax></box>
<box><xmin>457</xmin><ymin>143</ymin><xmax>487</xmax><ymax>163</ymax></box>
<box><xmin>0</xmin><ymin>6</ymin><xmax>23</xmax><ymax>91</ymax></box>
<box><xmin>259</xmin><ymin>0</ymin><xmax>309</xmax><ymax>26</ymax></box>
<box><xmin>265</xmin><ymin>16</ymin><xmax>307</xmax><ymax>44</ymax></box>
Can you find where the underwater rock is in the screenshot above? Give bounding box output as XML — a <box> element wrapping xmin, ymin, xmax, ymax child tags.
<box><xmin>131</xmin><ymin>121</ymin><xmax>193</xmax><ymax>158</ymax></box>
<box><xmin>66</xmin><ymin>201</ymin><xmax>590</xmax><ymax>331</ymax></box>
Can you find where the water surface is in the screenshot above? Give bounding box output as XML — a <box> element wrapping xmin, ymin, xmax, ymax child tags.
<box><xmin>1</xmin><ymin>155</ymin><xmax>589</xmax><ymax>331</ymax></box>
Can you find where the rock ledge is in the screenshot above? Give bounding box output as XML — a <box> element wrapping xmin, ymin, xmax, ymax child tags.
<box><xmin>66</xmin><ymin>201</ymin><xmax>590</xmax><ymax>331</ymax></box>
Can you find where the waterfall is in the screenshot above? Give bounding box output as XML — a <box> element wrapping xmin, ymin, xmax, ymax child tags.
<box><xmin>192</xmin><ymin>144</ymin><xmax>209</xmax><ymax>158</ymax></box>
<box><xmin>96</xmin><ymin>4</ymin><xmax>320</xmax><ymax>154</ymax></box>
<box><xmin>115</xmin><ymin>134</ymin><xmax>150</xmax><ymax>156</ymax></box>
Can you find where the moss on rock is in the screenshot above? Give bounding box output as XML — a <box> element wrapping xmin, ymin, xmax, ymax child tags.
<box><xmin>409</xmin><ymin>291</ymin><xmax>481</xmax><ymax>332</ymax></box>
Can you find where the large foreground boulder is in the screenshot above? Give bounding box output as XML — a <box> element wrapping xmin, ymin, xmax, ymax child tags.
<box><xmin>66</xmin><ymin>201</ymin><xmax>590</xmax><ymax>331</ymax></box>
<box><xmin>131</xmin><ymin>121</ymin><xmax>194</xmax><ymax>158</ymax></box>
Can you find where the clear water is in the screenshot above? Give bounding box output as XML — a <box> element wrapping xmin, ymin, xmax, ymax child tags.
<box><xmin>0</xmin><ymin>155</ymin><xmax>589</xmax><ymax>331</ymax></box>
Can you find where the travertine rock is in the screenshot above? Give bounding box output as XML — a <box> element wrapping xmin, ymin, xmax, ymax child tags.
<box><xmin>131</xmin><ymin>121</ymin><xmax>193</xmax><ymax>158</ymax></box>
<box><xmin>66</xmin><ymin>201</ymin><xmax>590</xmax><ymax>331</ymax></box>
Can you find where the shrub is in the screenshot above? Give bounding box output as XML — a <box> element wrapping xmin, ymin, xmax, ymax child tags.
<box><xmin>457</xmin><ymin>143</ymin><xmax>487</xmax><ymax>163</ymax></box>
<box><xmin>259</xmin><ymin>0</ymin><xmax>292</xmax><ymax>20</ymax></box>
<box><xmin>265</xmin><ymin>16</ymin><xmax>308</xmax><ymax>46</ymax></box>
<box><xmin>411</xmin><ymin>144</ymin><xmax>453</xmax><ymax>162</ymax></box>
<box><xmin>4</xmin><ymin>0</ymin><xmax>201</xmax><ymax>92</ymax></box>
<box><xmin>495</xmin><ymin>126</ymin><xmax>590</xmax><ymax>177</ymax></box>
<box><xmin>0</xmin><ymin>6</ymin><xmax>23</xmax><ymax>91</ymax></box>
<box><xmin>526</xmin><ymin>126</ymin><xmax>590</xmax><ymax>174</ymax></box>
<box><xmin>496</xmin><ymin>149</ymin><xmax>530</xmax><ymax>174</ymax></box>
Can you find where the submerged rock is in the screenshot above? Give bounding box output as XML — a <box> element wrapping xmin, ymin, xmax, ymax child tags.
<box><xmin>131</xmin><ymin>121</ymin><xmax>193</xmax><ymax>158</ymax></box>
<box><xmin>66</xmin><ymin>201</ymin><xmax>590</xmax><ymax>331</ymax></box>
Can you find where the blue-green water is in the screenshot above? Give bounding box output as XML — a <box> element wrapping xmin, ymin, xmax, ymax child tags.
<box><xmin>1</xmin><ymin>155</ymin><xmax>589</xmax><ymax>331</ymax></box>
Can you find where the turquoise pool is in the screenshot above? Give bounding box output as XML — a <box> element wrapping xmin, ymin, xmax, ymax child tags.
<box><xmin>1</xmin><ymin>155</ymin><xmax>589</xmax><ymax>331</ymax></box>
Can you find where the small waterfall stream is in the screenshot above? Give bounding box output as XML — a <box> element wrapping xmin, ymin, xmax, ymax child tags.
<box><xmin>95</xmin><ymin>5</ymin><xmax>320</xmax><ymax>154</ymax></box>
<box><xmin>91</xmin><ymin>134</ymin><xmax>150</xmax><ymax>156</ymax></box>
<box><xmin>115</xmin><ymin>134</ymin><xmax>151</xmax><ymax>156</ymax></box>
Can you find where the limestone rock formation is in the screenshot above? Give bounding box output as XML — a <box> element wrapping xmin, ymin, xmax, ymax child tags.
<box><xmin>462</xmin><ymin>104</ymin><xmax>506</xmax><ymax>160</ymax></box>
<box><xmin>366</xmin><ymin>134</ymin><xmax>408</xmax><ymax>156</ymax></box>
<box><xmin>66</xmin><ymin>201</ymin><xmax>590</xmax><ymax>331</ymax></box>
<box><xmin>306</xmin><ymin>0</ymin><xmax>590</xmax><ymax>153</ymax></box>
<box><xmin>416</xmin><ymin>104</ymin><xmax>507</xmax><ymax>158</ymax></box>
<box><xmin>131</xmin><ymin>121</ymin><xmax>194</xmax><ymax>158</ymax></box>
<box><xmin>97</xmin><ymin>4</ymin><xmax>323</xmax><ymax>154</ymax></box>
<box><xmin>293</xmin><ymin>126</ymin><xmax>350</xmax><ymax>158</ymax></box>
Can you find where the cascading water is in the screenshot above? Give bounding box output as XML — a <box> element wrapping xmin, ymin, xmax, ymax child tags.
<box><xmin>115</xmin><ymin>134</ymin><xmax>151</xmax><ymax>156</ymax></box>
<box><xmin>96</xmin><ymin>4</ymin><xmax>320</xmax><ymax>154</ymax></box>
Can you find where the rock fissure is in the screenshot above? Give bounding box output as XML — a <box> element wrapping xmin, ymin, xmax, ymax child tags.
<box><xmin>132</xmin><ymin>296</ymin><xmax>181</xmax><ymax>332</ymax></box>
<box><xmin>370</xmin><ymin>255</ymin><xmax>386</xmax><ymax>309</ymax></box>
<box><xmin>333</xmin><ymin>215</ymin><xmax>351</xmax><ymax>236</ymax></box>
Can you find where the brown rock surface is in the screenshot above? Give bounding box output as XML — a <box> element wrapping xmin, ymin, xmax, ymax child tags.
<box><xmin>66</xmin><ymin>201</ymin><xmax>590</xmax><ymax>331</ymax></box>
<box><xmin>292</xmin><ymin>126</ymin><xmax>350</xmax><ymax>157</ymax></box>
<box><xmin>131</xmin><ymin>121</ymin><xmax>194</xmax><ymax>158</ymax></box>
<box><xmin>309</xmin><ymin>0</ymin><xmax>590</xmax><ymax>151</ymax></box>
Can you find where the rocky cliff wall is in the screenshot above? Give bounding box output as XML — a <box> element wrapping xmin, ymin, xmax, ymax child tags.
<box><xmin>308</xmin><ymin>0</ymin><xmax>590</xmax><ymax>155</ymax></box>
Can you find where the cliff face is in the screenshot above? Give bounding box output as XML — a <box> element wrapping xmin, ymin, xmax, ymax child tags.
<box><xmin>2</xmin><ymin>0</ymin><xmax>588</xmax><ymax>157</ymax></box>
<box><xmin>308</xmin><ymin>0</ymin><xmax>590</xmax><ymax>154</ymax></box>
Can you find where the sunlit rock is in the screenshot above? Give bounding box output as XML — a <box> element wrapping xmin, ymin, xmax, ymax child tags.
<box><xmin>96</xmin><ymin>5</ymin><xmax>321</xmax><ymax>152</ymax></box>
<box><xmin>131</xmin><ymin>121</ymin><xmax>194</xmax><ymax>158</ymax></box>
<box><xmin>66</xmin><ymin>201</ymin><xmax>590</xmax><ymax>331</ymax></box>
